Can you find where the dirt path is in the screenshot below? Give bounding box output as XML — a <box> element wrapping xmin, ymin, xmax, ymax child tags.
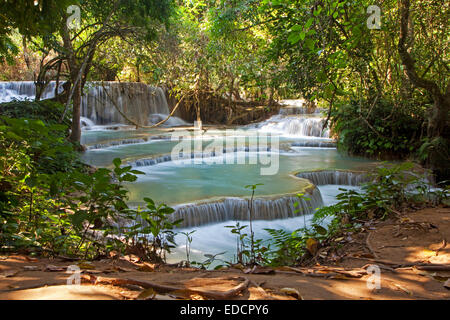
<box><xmin>1</xmin><ymin>206</ymin><xmax>449</xmax><ymax>300</ymax></box>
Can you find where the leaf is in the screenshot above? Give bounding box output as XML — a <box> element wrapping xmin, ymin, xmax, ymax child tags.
<box><xmin>45</xmin><ymin>265</ymin><xmax>66</xmax><ymax>272</ymax></box>
<box><xmin>0</xmin><ymin>269</ymin><xmax>20</xmax><ymax>278</ymax></box>
<box><xmin>393</xmin><ymin>283</ymin><xmax>412</xmax><ymax>295</ymax></box>
<box><xmin>306</xmin><ymin>238</ymin><xmax>319</xmax><ymax>255</ymax></box>
<box><xmin>77</xmin><ymin>262</ymin><xmax>96</xmax><ymax>270</ymax></box>
<box><xmin>112</xmin><ymin>158</ymin><xmax>122</xmax><ymax>168</ymax></box>
<box><xmin>313</xmin><ymin>225</ymin><xmax>327</xmax><ymax>235</ymax></box>
<box><xmin>305</xmin><ymin>17</ymin><xmax>314</xmax><ymax>29</ymax></box>
<box><xmin>444</xmin><ymin>279</ymin><xmax>450</xmax><ymax>290</ymax></box>
<box><xmin>137</xmin><ymin>288</ymin><xmax>156</xmax><ymax>300</ymax></box>
<box><xmin>287</xmin><ymin>32</ymin><xmax>302</xmax><ymax>44</ymax></box>
<box><xmin>280</xmin><ymin>287</ymin><xmax>303</xmax><ymax>300</ymax></box>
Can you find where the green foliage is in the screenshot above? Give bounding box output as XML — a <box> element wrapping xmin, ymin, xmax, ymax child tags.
<box><xmin>0</xmin><ymin>107</ymin><xmax>180</xmax><ymax>260</ymax></box>
<box><xmin>180</xmin><ymin>230</ymin><xmax>196</xmax><ymax>267</ymax></box>
<box><xmin>191</xmin><ymin>251</ymin><xmax>227</xmax><ymax>270</ymax></box>
<box><xmin>332</xmin><ymin>100</ymin><xmax>423</xmax><ymax>158</ymax></box>
<box><xmin>263</xmin><ymin>162</ymin><xmax>449</xmax><ymax>266</ymax></box>
<box><xmin>119</xmin><ymin>196</ymin><xmax>181</xmax><ymax>263</ymax></box>
<box><xmin>0</xmin><ymin>100</ymin><xmax>71</xmax><ymax>125</ymax></box>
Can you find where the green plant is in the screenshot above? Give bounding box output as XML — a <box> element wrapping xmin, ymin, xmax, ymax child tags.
<box><xmin>120</xmin><ymin>196</ymin><xmax>181</xmax><ymax>263</ymax></box>
<box><xmin>180</xmin><ymin>230</ymin><xmax>196</xmax><ymax>267</ymax></box>
<box><xmin>191</xmin><ymin>251</ymin><xmax>227</xmax><ymax>270</ymax></box>
<box><xmin>244</xmin><ymin>183</ymin><xmax>263</xmax><ymax>265</ymax></box>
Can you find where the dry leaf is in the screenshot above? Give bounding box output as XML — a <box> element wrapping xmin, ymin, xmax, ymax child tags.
<box><xmin>25</xmin><ymin>256</ymin><xmax>38</xmax><ymax>262</ymax></box>
<box><xmin>280</xmin><ymin>287</ymin><xmax>303</xmax><ymax>300</ymax></box>
<box><xmin>444</xmin><ymin>279</ymin><xmax>450</xmax><ymax>290</ymax></box>
<box><xmin>306</xmin><ymin>238</ymin><xmax>319</xmax><ymax>255</ymax></box>
<box><xmin>23</xmin><ymin>266</ymin><xmax>40</xmax><ymax>271</ymax></box>
<box><xmin>393</xmin><ymin>283</ymin><xmax>412</xmax><ymax>295</ymax></box>
<box><xmin>138</xmin><ymin>262</ymin><xmax>155</xmax><ymax>272</ymax></box>
<box><xmin>137</xmin><ymin>288</ymin><xmax>157</xmax><ymax>300</ymax></box>
<box><xmin>45</xmin><ymin>265</ymin><xmax>66</xmax><ymax>272</ymax></box>
<box><xmin>0</xmin><ymin>269</ymin><xmax>20</xmax><ymax>278</ymax></box>
<box><xmin>77</xmin><ymin>262</ymin><xmax>96</xmax><ymax>270</ymax></box>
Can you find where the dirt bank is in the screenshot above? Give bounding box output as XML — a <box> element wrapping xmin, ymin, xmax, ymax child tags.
<box><xmin>1</xmin><ymin>206</ymin><xmax>449</xmax><ymax>300</ymax></box>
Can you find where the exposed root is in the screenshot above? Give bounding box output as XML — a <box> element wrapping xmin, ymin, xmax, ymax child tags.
<box><xmin>82</xmin><ymin>274</ymin><xmax>250</xmax><ymax>300</ymax></box>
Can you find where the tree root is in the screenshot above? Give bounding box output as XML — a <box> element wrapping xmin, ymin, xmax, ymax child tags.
<box><xmin>82</xmin><ymin>274</ymin><xmax>249</xmax><ymax>300</ymax></box>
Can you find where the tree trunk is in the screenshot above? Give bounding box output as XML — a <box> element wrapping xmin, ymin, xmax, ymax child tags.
<box><xmin>427</xmin><ymin>85</ymin><xmax>450</xmax><ymax>138</ymax></box>
<box><xmin>69</xmin><ymin>81</ymin><xmax>82</xmax><ymax>143</ymax></box>
<box><xmin>398</xmin><ymin>0</ymin><xmax>449</xmax><ymax>139</ymax></box>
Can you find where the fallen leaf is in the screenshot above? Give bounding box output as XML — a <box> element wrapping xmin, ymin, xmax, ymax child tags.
<box><xmin>111</xmin><ymin>266</ymin><xmax>136</xmax><ymax>272</ymax></box>
<box><xmin>328</xmin><ymin>274</ymin><xmax>351</xmax><ymax>280</ymax></box>
<box><xmin>393</xmin><ymin>283</ymin><xmax>412</xmax><ymax>295</ymax></box>
<box><xmin>82</xmin><ymin>269</ymin><xmax>103</xmax><ymax>274</ymax></box>
<box><xmin>138</xmin><ymin>262</ymin><xmax>155</xmax><ymax>272</ymax></box>
<box><xmin>280</xmin><ymin>287</ymin><xmax>303</xmax><ymax>300</ymax></box>
<box><xmin>306</xmin><ymin>238</ymin><xmax>319</xmax><ymax>255</ymax></box>
<box><xmin>0</xmin><ymin>269</ymin><xmax>20</xmax><ymax>278</ymax></box>
<box><xmin>137</xmin><ymin>288</ymin><xmax>156</xmax><ymax>300</ymax></box>
<box><xmin>244</xmin><ymin>266</ymin><xmax>274</xmax><ymax>274</ymax></box>
<box><xmin>77</xmin><ymin>262</ymin><xmax>96</xmax><ymax>269</ymax></box>
<box><xmin>421</xmin><ymin>249</ymin><xmax>436</xmax><ymax>257</ymax></box>
<box><xmin>45</xmin><ymin>265</ymin><xmax>66</xmax><ymax>272</ymax></box>
<box><xmin>444</xmin><ymin>279</ymin><xmax>450</xmax><ymax>290</ymax></box>
<box><xmin>25</xmin><ymin>256</ymin><xmax>38</xmax><ymax>262</ymax></box>
<box><xmin>23</xmin><ymin>266</ymin><xmax>40</xmax><ymax>271</ymax></box>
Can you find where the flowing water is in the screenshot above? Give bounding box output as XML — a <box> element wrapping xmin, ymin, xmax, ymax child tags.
<box><xmin>1</xmin><ymin>81</ymin><xmax>379</xmax><ymax>264</ymax></box>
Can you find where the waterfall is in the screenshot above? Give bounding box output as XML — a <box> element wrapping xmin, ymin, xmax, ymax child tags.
<box><xmin>149</xmin><ymin>113</ymin><xmax>189</xmax><ymax>127</ymax></box>
<box><xmin>0</xmin><ymin>81</ymin><xmax>175</xmax><ymax>127</ymax></box>
<box><xmin>0</xmin><ymin>81</ymin><xmax>63</xmax><ymax>103</ymax></box>
<box><xmin>170</xmin><ymin>187</ymin><xmax>324</xmax><ymax>228</ymax></box>
<box><xmin>81</xmin><ymin>82</ymin><xmax>170</xmax><ymax>126</ymax></box>
<box><xmin>250</xmin><ymin>114</ymin><xmax>329</xmax><ymax>138</ymax></box>
<box><xmin>87</xmin><ymin>138</ymin><xmax>150</xmax><ymax>150</ymax></box>
<box><xmin>291</xmin><ymin>140</ymin><xmax>336</xmax><ymax>148</ymax></box>
<box><xmin>127</xmin><ymin>146</ymin><xmax>275</xmax><ymax>167</ymax></box>
<box><xmin>80</xmin><ymin>116</ymin><xmax>96</xmax><ymax>129</ymax></box>
<box><xmin>296</xmin><ymin>170</ymin><xmax>369</xmax><ymax>186</ymax></box>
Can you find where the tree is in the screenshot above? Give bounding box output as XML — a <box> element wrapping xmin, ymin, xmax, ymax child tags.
<box><xmin>2</xmin><ymin>0</ymin><xmax>174</xmax><ymax>143</ymax></box>
<box><xmin>57</xmin><ymin>0</ymin><xmax>174</xmax><ymax>142</ymax></box>
<box><xmin>398</xmin><ymin>0</ymin><xmax>449</xmax><ymax>139</ymax></box>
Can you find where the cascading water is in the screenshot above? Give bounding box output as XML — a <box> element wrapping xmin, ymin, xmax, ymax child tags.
<box><xmin>0</xmin><ymin>81</ymin><xmax>63</xmax><ymax>103</ymax></box>
<box><xmin>296</xmin><ymin>170</ymin><xmax>370</xmax><ymax>186</ymax></box>
<box><xmin>171</xmin><ymin>187</ymin><xmax>323</xmax><ymax>228</ymax></box>
<box><xmin>149</xmin><ymin>113</ymin><xmax>189</xmax><ymax>127</ymax></box>
<box><xmin>247</xmin><ymin>103</ymin><xmax>330</xmax><ymax>138</ymax></box>
<box><xmin>0</xmin><ymin>81</ymin><xmax>186</xmax><ymax>128</ymax></box>
<box><xmin>1</xmin><ymin>84</ymin><xmax>381</xmax><ymax>263</ymax></box>
<box><xmin>81</xmin><ymin>82</ymin><xmax>171</xmax><ymax>126</ymax></box>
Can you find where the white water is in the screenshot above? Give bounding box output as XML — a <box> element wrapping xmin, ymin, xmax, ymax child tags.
<box><xmin>1</xmin><ymin>85</ymin><xmax>375</xmax><ymax>265</ymax></box>
<box><xmin>0</xmin><ymin>81</ymin><xmax>64</xmax><ymax>103</ymax></box>
<box><xmin>247</xmin><ymin>114</ymin><xmax>329</xmax><ymax>138</ymax></box>
<box><xmin>0</xmin><ymin>81</ymin><xmax>185</xmax><ymax>128</ymax></box>
<box><xmin>168</xmin><ymin>184</ymin><xmax>361</xmax><ymax>265</ymax></box>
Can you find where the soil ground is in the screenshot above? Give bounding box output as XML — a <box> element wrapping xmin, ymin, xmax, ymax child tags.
<box><xmin>1</xmin><ymin>206</ymin><xmax>449</xmax><ymax>300</ymax></box>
